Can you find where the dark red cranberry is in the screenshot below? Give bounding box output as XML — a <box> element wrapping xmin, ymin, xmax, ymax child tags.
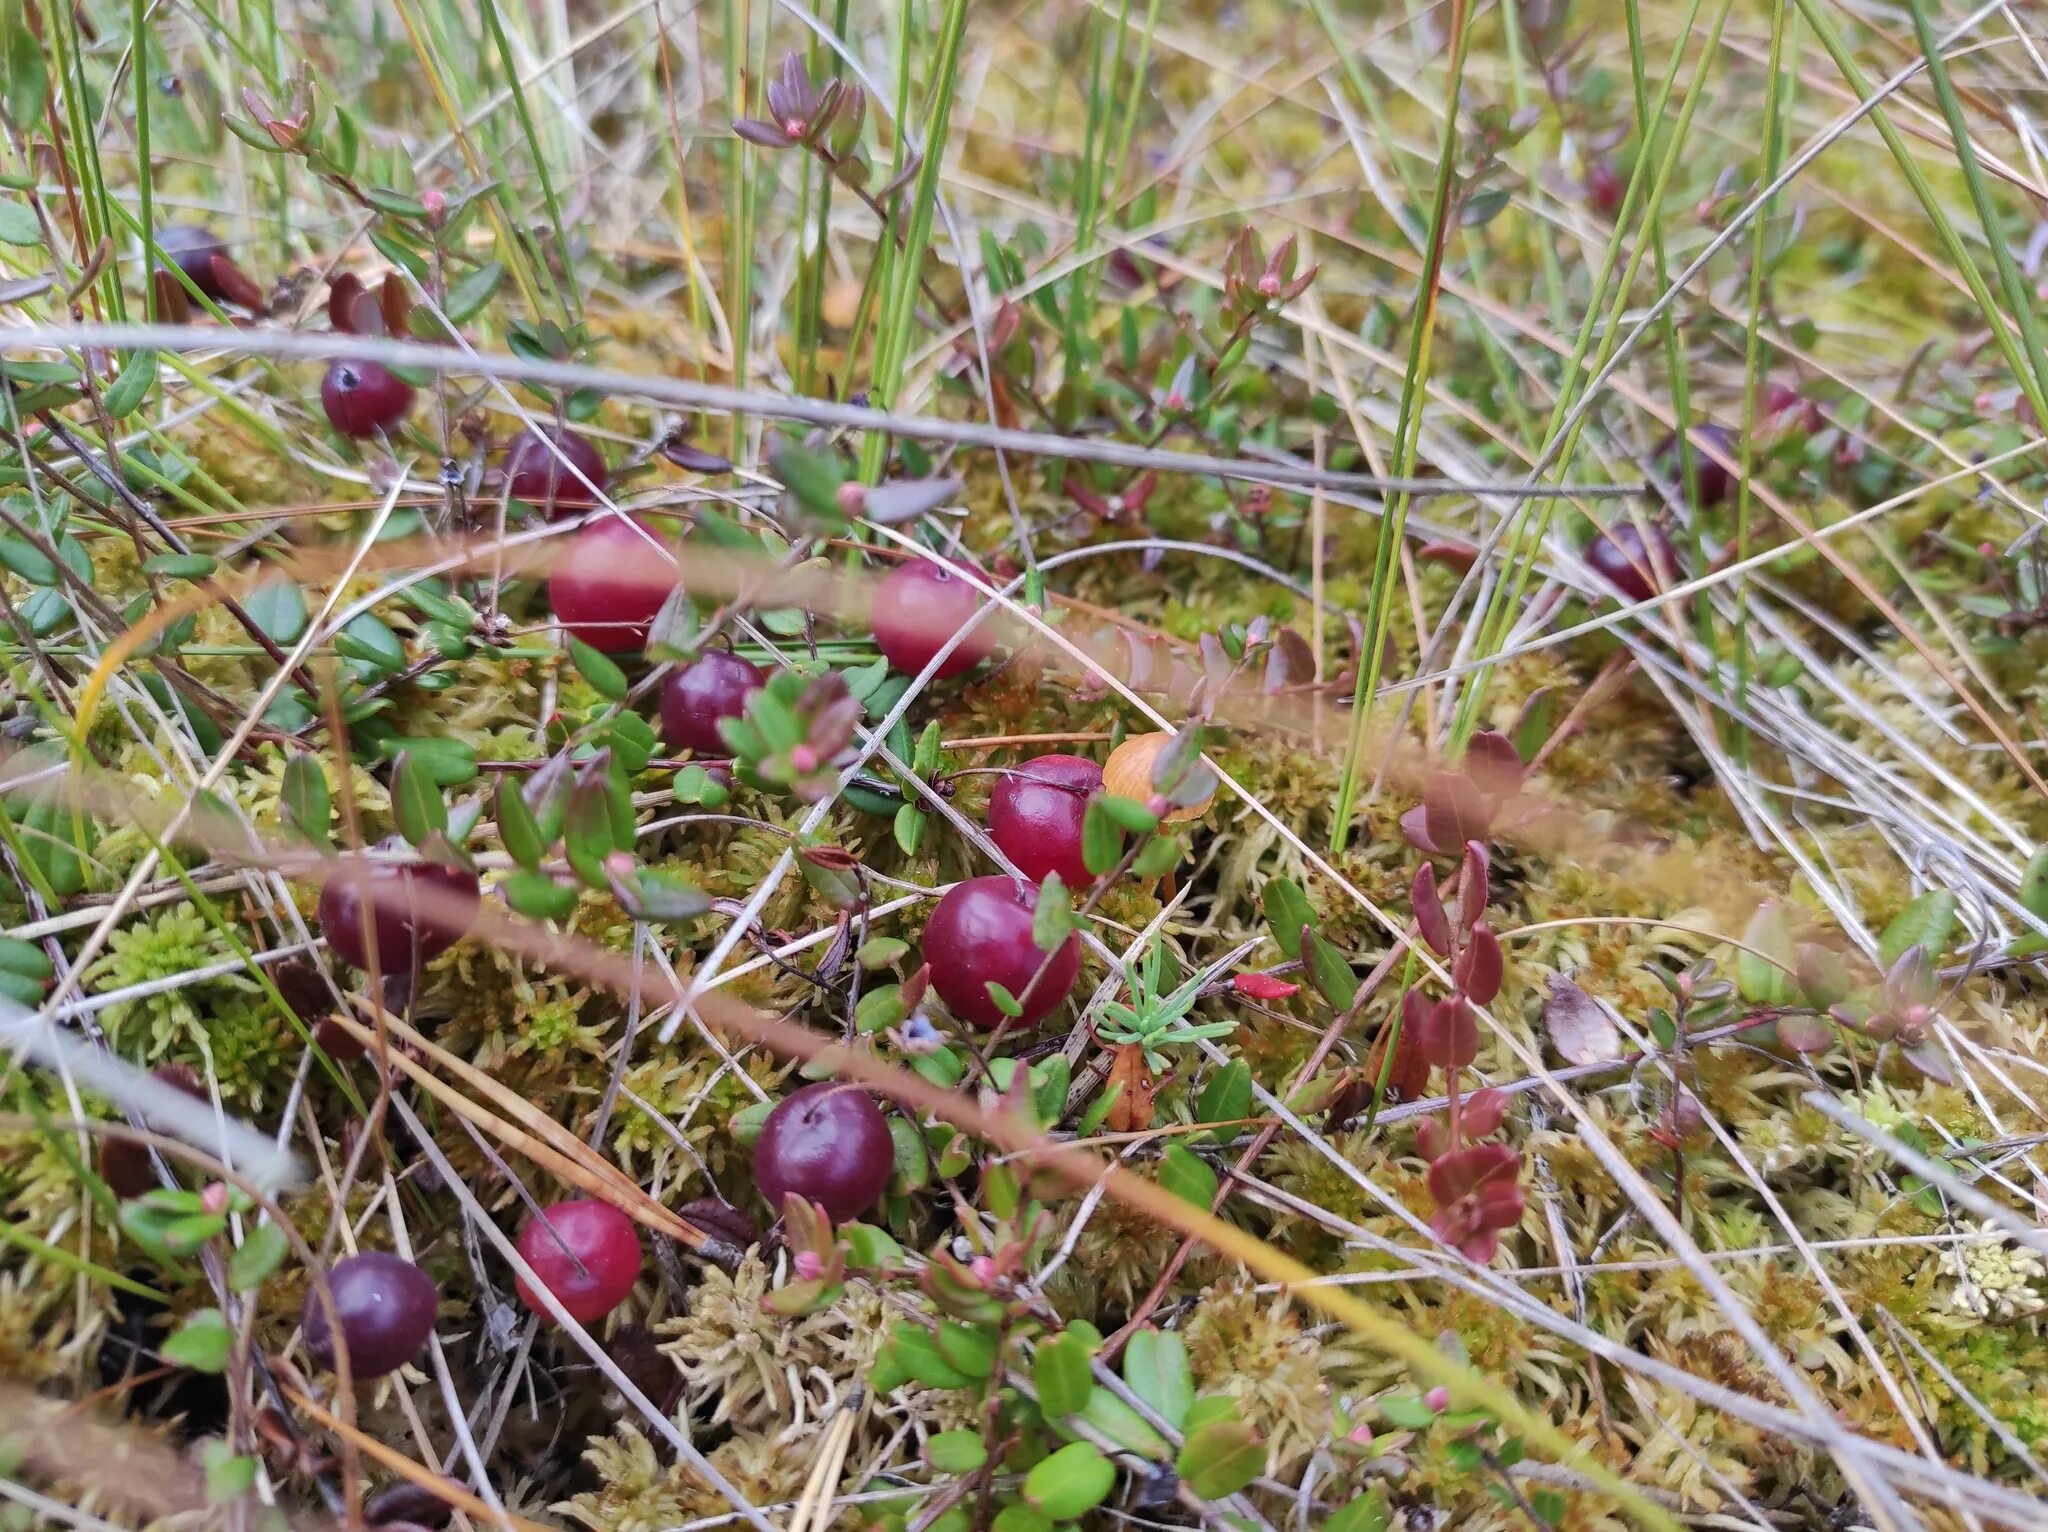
<box><xmin>675</xmin><ymin>1196</ymin><xmax>759</xmax><ymax>1253</ymax></box>
<box><xmin>514</xmin><ymin>1199</ymin><xmax>642</xmax><ymax>1323</ymax></box>
<box><xmin>505</xmin><ymin>426</ymin><xmax>609</xmax><ymax>515</ymax></box>
<box><xmin>922</xmin><ymin>875</ymin><xmax>1080</xmax><ymax>1030</ymax></box>
<box><xmin>871</xmin><ymin>559</ymin><xmax>992</xmax><ymax>679</ymax></box>
<box><xmin>302</xmin><ymin>1251</ymin><xmax>439</xmax><ymax>1379</ymax></box>
<box><xmin>1587</xmin><ymin>162</ymin><xmax>1623</xmax><ymax>218</ymax></box>
<box><xmin>751</xmin><ymin>1083</ymin><xmax>894</xmax><ymax>1223</ymax></box>
<box><xmin>155</xmin><ymin>225</ymin><xmax>231</xmax><ymax>303</ymax></box>
<box><xmin>321</xmin><ymin>361</ymin><xmax>414</xmax><ymax>438</ymax></box>
<box><xmin>1652</xmin><ymin>423</ymin><xmax>1737</xmax><ymax>508</ymax></box>
<box><xmin>989</xmin><ymin>754</ymin><xmax>1102</xmax><ymax>888</ymax></box>
<box><xmin>313</xmin><ymin>1014</ymin><xmax>367</xmax><ymax>1064</ymax></box>
<box><xmin>1586</xmin><ymin>519</ymin><xmax>1679</xmax><ymax>605</ymax></box>
<box><xmin>318</xmin><ymin>855</ymin><xmax>481</xmax><ymax>972</ymax></box>
<box><xmin>659</xmin><ymin>651</ymin><xmax>762</xmax><ymax>754</ymax></box>
<box><xmin>364</xmin><ymin>1481</ymin><xmax>456</xmax><ymax>1528</ymax></box>
<box><xmin>548</xmin><ymin>516</ymin><xmax>681</xmax><ymax>654</ymax></box>
<box><xmin>100</xmin><ymin>1064</ymin><xmax>204</xmax><ymax>1198</ymax></box>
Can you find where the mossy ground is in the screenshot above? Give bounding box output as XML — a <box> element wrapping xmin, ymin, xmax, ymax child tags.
<box><xmin>3</xmin><ymin>1</ymin><xmax>2048</xmax><ymax>1529</ymax></box>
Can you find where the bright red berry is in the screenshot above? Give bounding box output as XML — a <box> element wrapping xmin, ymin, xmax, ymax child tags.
<box><xmin>922</xmin><ymin>875</ymin><xmax>1080</xmax><ymax>1030</ymax></box>
<box><xmin>302</xmin><ymin>1252</ymin><xmax>440</xmax><ymax>1379</ymax></box>
<box><xmin>988</xmin><ymin>754</ymin><xmax>1102</xmax><ymax>887</ymax></box>
<box><xmin>514</xmin><ymin>1199</ymin><xmax>643</xmax><ymax>1323</ymax></box>
<box><xmin>659</xmin><ymin>651</ymin><xmax>763</xmax><ymax>754</ymax></box>
<box><xmin>1585</xmin><ymin>519</ymin><xmax>1678</xmax><ymax>605</ymax></box>
<box><xmin>1652</xmin><ymin>423</ymin><xmax>1736</xmax><ymax>508</ymax></box>
<box><xmin>549</xmin><ymin>516</ymin><xmax>681</xmax><ymax>654</ymax></box>
<box><xmin>871</xmin><ymin>560</ymin><xmax>991</xmax><ymax>679</ymax></box>
<box><xmin>751</xmin><ymin>1082</ymin><xmax>894</xmax><ymax>1222</ymax></box>
<box><xmin>505</xmin><ymin>426</ymin><xmax>609</xmax><ymax>515</ymax></box>
<box><xmin>318</xmin><ymin>854</ymin><xmax>481</xmax><ymax>972</ymax></box>
<box><xmin>100</xmin><ymin>1063</ymin><xmax>204</xmax><ymax>1198</ymax></box>
<box><xmin>321</xmin><ymin>361</ymin><xmax>414</xmax><ymax>438</ymax></box>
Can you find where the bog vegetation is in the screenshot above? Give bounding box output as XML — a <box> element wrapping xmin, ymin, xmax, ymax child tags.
<box><xmin>2</xmin><ymin>0</ymin><xmax>2048</xmax><ymax>1529</ymax></box>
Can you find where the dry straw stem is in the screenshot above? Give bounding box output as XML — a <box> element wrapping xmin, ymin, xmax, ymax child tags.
<box><xmin>6</xmin><ymin>322</ymin><xmax>1645</xmax><ymax>500</ymax></box>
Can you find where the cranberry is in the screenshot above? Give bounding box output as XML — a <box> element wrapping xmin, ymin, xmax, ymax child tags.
<box><xmin>871</xmin><ymin>560</ymin><xmax>992</xmax><ymax>679</ymax></box>
<box><xmin>659</xmin><ymin>651</ymin><xmax>762</xmax><ymax>754</ymax></box>
<box><xmin>1586</xmin><ymin>162</ymin><xmax>1623</xmax><ymax>218</ymax></box>
<box><xmin>302</xmin><ymin>1251</ymin><xmax>439</xmax><ymax>1379</ymax></box>
<box><xmin>100</xmin><ymin>1063</ymin><xmax>204</xmax><ymax>1198</ymax></box>
<box><xmin>751</xmin><ymin>1082</ymin><xmax>894</xmax><ymax>1223</ymax></box>
<box><xmin>321</xmin><ymin>361</ymin><xmax>414</xmax><ymax>438</ymax></box>
<box><xmin>505</xmin><ymin>426</ymin><xmax>609</xmax><ymax>515</ymax></box>
<box><xmin>155</xmin><ymin>225</ymin><xmax>231</xmax><ymax>303</ymax></box>
<box><xmin>1651</xmin><ymin>423</ymin><xmax>1737</xmax><ymax>508</ymax></box>
<box><xmin>318</xmin><ymin>855</ymin><xmax>481</xmax><ymax>972</ymax></box>
<box><xmin>922</xmin><ymin>875</ymin><xmax>1080</xmax><ymax>1030</ymax></box>
<box><xmin>364</xmin><ymin>1481</ymin><xmax>455</xmax><ymax>1528</ymax></box>
<box><xmin>989</xmin><ymin>754</ymin><xmax>1102</xmax><ymax>887</ymax></box>
<box><xmin>1586</xmin><ymin>519</ymin><xmax>1678</xmax><ymax>605</ymax></box>
<box><xmin>514</xmin><ymin>1199</ymin><xmax>642</xmax><ymax>1323</ymax></box>
<box><xmin>548</xmin><ymin>516</ymin><xmax>681</xmax><ymax>654</ymax></box>
<box><xmin>313</xmin><ymin>1014</ymin><xmax>367</xmax><ymax>1064</ymax></box>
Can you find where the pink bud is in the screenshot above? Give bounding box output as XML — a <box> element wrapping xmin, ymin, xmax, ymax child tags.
<box><xmin>420</xmin><ymin>188</ymin><xmax>446</xmax><ymax>217</ymax></box>
<box><xmin>1424</xmin><ymin>1385</ymin><xmax>1451</xmax><ymax>1412</ymax></box>
<box><xmin>1145</xmin><ymin>793</ymin><xmax>1169</xmax><ymax>819</ymax></box>
<box><xmin>793</xmin><ymin>1249</ymin><xmax>824</xmax><ymax>1280</ymax></box>
<box><xmin>1346</xmin><ymin>1423</ymin><xmax>1375</xmax><ymax>1445</ymax></box>
<box><xmin>790</xmin><ymin>745</ymin><xmax>819</xmax><ymax>774</ymax></box>
<box><xmin>200</xmin><ymin>1182</ymin><xmax>230</xmax><ymax>1215</ymax></box>
<box><xmin>1257</xmin><ymin>274</ymin><xmax>1281</xmax><ymax>297</ymax></box>
<box><xmin>970</xmin><ymin>1255</ymin><xmax>997</xmax><ymax>1285</ymax></box>
<box><xmin>835</xmin><ymin>481</ymin><xmax>868</xmax><ymax>516</ymax></box>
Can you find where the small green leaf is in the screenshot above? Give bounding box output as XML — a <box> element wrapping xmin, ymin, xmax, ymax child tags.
<box><xmin>504</xmin><ymin>869</ymin><xmax>578</xmax><ymax>921</ymax></box>
<box><xmin>143</xmin><ymin>551</ymin><xmax>217</xmax><ymax>580</ymax></box>
<box><xmin>1081</xmin><ymin>796</ymin><xmax>1124</xmax><ymax>877</ymax></box>
<box><xmin>1880</xmin><ymin>891</ymin><xmax>1957</xmax><ymax>968</ymax></box>
<box><xmin>280</xmin><ymin>754</ymin><xmax>331</xmax><ymax>849</ymax></box>
<box><xmin>0</xmin><ymin>199</ymin><xmax>40</xmax><ymax>246</ymax></box>
<box><xmin>1033</xmin><ymin>1331</ymin><xmax>1095</xmax><ymax>1417</ymax></box>
<box><xmin>913</xmin><ymin>719</ymin><xmax>943</xmax><ymax>776</ymax></box>
<box><xmin>0</xmin><ymin>535</ymin><xmax>59</xmax><ymax>585</ymax></box>
<box><xmin>934</xmin><ymin>1321</ymin><xmax>997</xmax><ymax>1379</ymax></box>
<box><xmin>1077</xmin><ymin>1387</ymin><xmax>1170</xmax><ymax>1458</ymax></box>
<box><xmin>245</xmin><ymin>579</ymin><xmax>308</xmax><ymax>644</ymax></box>
<box><xmin>567</xmin><ymin>635</ymin><xmax>629</xmax><ymax>701</ymax></box>
<box><xmin>1735</xmin><ymin>900</ymin><xmax>1797</xmax><ymax>1006</ymax></box>
<box><xmin>1122</xmin><ymin>1328</ymin><xmax>1193</xmax><ymax>1430</ymax></box>
<box><xmin>102</xmin><ymin>351</ymin><xmax>158</xmax><ymax>417</ymax></box>
<box><xmin>1195</xmin><ymin>1058</ymin><xmax>1251</xmax><ymax>1134</ymax></box>
<box><xmin>893</xmin><ymin>802</ymin><xmax>927</xmax><ymax>855</ymax></box>
<box><xmin>1378</xmin><ymin>1391</ymin><xmax>1440</xmax><ymax>1428</ymax></box>
<box><xmin>1177</xmin><ymin>1417</ymin><xmax>1264</xmax><ymax>1499</ymax></box>
<box><xmin>928</xmin><ymin>1430</ymin><xmax>987</xmax><ymax>1473</ymax></box>
<box><xmin>1097</xmin><ymin>794</ymin><xmax>1160</xmax><ymax>835</ymax></box>
<box><xmin>1159</xmin><ymin>1143</ymin><xmax>1218</xmax><ymax>1207</ymax></box>
<box><xmin>375</xmin><ymin>734</ymin><xmax>477</xmax><ymax>785</ymax></box>
<box><xmin>991</xmin><ymin>1507</ymin><xmax>1052</xmax><ymax>1532</ymax></box>
<box><xmin>336</xmin><ymin>611</ymin><xmax>406</xmax><ymax>673</ymax></box>
<box><xmin>1024</xmin><ymin>1442</ymin><xmax>1115</xmax><ymax>1520</ymax></box>
<box><xmin>1264</xmin><ymin>877</ymin><xmax>1313</xmax><ymax>959</ymax></box>
<box><xmin>2020</xmin><ymin>849</ymin><xmax>2048</xmax><ymax>922</ymax></box>
<box><xmin>1303</xmin><ymin>930</ymin><xmax>1356</xmax><ymax>1010</ymax></box>
<box><xmin>444</xmin><ymin>261</ymin><xmax>505</xmax><ymax>323</ymax></box>
<box><xmin>163</xmin><ymin>1308</ymin><xmax>233</xmax><ymax>1372</ymax></box>
<box><xmin>1130</xmin><ymin>832</ymin><xmax>1183</xmax><ymax>878</ymax></box>
<box><xmin>857</xmin><ymin>937</ymin><xmax>909</xmax><ymax>970</ymax></box>
<box><xmin>227</xmin><ymin>1222</ymin><xmax>290</xmax><ymax>1291</ymax></box>
<box><xmin>1325</xmin><ymin>1488</ymin><xmax>1391</xmax><ymax>1532</ymax></box>
<box><xmin>1033</xmin><ymin>871</ymin><xmax>1075</xmax><ymax>952</ymax></box>
<box><xmin>496</xmin><ymin>775</ymin><xmax>547</xmax><ymax>868</ymax></box>
<box><xmin>885</xmin><ymin>1322</ymin><xmax>972</xmax><ymax>1389</ymax></box>
<box><xmin>855</xmin><ymin>983</ymin><xmax>907</xmax><ymax>1035</ymax></box>
<box><xmin>0</xmin><ymin>934</ymin><xmax>51</xmax><ymax>980</ymax></box>
<box><xmin>202</xmin><ymin>1440</ymin><xmax>258</xmax><ymax>1503</ymax></box>
<box><xmin>390</xmin><ymin>751</ymin><xmax>447</xmax><ymax>847</ymax></box>
<box><xmin>984</xmin><ymin>981</ymin><xmax>1023</xmax><ymax>1018</ymax></box>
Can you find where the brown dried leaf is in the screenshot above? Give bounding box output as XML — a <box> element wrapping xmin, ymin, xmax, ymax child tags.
<box><xmin>1543</xmin><ymin>972</ymin><xmax>1620</xmax><ymax>1065</ymax></box>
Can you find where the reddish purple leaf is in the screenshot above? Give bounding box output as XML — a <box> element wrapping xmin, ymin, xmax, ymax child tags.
<box><xmin>1424</xmin><ymin>771</ymin><xmax>1491</xmax><ymax>854</ymax></box>
<box><xmin>1455</xmin><ymin>925</ymin><xmax>1503</xmax><ymax>1005</ymax></box>
<box><xmin>1412</xmin><ymin>863</ymin><xmax>1451</xmax><ymax>957</ymax></box>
